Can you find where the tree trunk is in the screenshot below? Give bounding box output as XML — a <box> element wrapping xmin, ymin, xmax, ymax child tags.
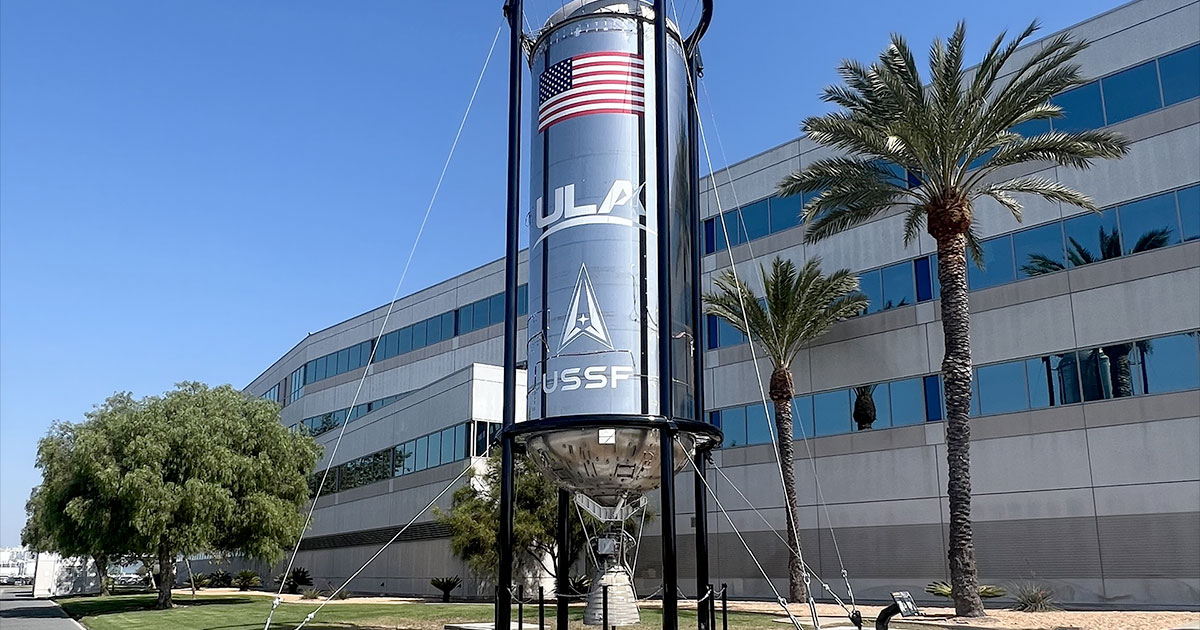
<box><xmin>154</xmin><ymin>547</ymin><xmax>174</xmax><ymax>610</ymax></box>
<box><xmin>935</xmin><ymin>232</ymin><xmax>986</xmax><ymax>617</ymax></box>
<box><xmin>769</xmin><ymin>366</ymin><xmax>808</xmax><ymax>603</ymax></box>
<box><xmin>93</xmin><ymin>554</ymin><xmax>110</xmax><ymax>596</ymax></box>
<box><xmin>184</xmin><ymin>556</ymin><xmax>197</xmax><ymax>598</ymax></box>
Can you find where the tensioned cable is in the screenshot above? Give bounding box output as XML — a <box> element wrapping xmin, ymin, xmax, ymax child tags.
<box><xmin>699</xmin><ymin>79</ymin><xmax>857</xmax><ymax>612</ymax></box>
<box><xmin>676</xmin><ymin>437</ymin><xmax>805</xmax><ymax>630</ymax></box>
<box><xmin>289</xmin><ymin>463</ymin><xmax>476</xmax><ymax>630</ymax></box>
<box><xmin>263</xmin><ymin>20</ymin><xmax>504</xmax><ymax>630</ymax></box>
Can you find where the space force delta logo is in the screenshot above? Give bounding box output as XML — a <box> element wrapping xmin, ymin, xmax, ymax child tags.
<box><xmin>533</xmin><ymin>179</ymin><xmax>648</xmax><ymax>246</ymax></box>
<box><xmin>541</xmin><ymin>263</ymin><xmax>634</xmax><ymax>393</ymax></box>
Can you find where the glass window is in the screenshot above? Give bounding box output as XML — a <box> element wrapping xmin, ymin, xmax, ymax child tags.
<box><xmin>915</xmin><ymin>256</ymin><xmax>934</xmax><ymax>302</ymax></box>
<box><xmin>721</xmin><ymin>406</ymin><xmax>747</xmax><ymax>447</ymax></box>
<box><xmin>968</xmin><ymin>235</ymin><xmax>1015</xmax><ymax>290</ymax></box>
<box><xmin>490</xmin><ymin>293</ymin><xmax>505</xmax><ymax>327</ymax></box>
<box><xmin>402</xmin><ymin>441</ymin><xmax>415</xmax><ymax>474</ymax></box>
<box><xmin>1159</xmin><ymin>44</ymin><xmax>1200</xmax><ymax>106</ymax></box>
<box><xmin>458</xmin><ymin>305</ymin><xmax>474</xmax><ymax>334</ymax></box>
<box><xmin>745</xmin><ymin>403</ymin><xmax>772</xmax><ymax>445</ymax></box>
<box><xmin>969</xmin><ymin>377</ymin><xmax>980</xmax><ymax>417</ymax></box>
<box><xmin>740</xmin><ymin>200</ymin><xmax>770</xmax><ymax>241</ymax></box>
<box><xmin>399</xmin><ymin>326</ymin><xmax>413</xmax><ymax>354</ymax></box>
<box><xmin>1073</xmin><ymin>348</ymin><xmax>1115</xmax><ymax>402</ymax></box>
<box><xmin>348</xmin><ymin>343</ymin><xmax>361</xmax><ymax>370</ymax></box>
<box><xmin>427</xmin><ymin>315</ymin><xmax>443</xmax><ymax>344</ymax></box>
<box><xmin>859</xmin><ymin>269</ymin><xmax>883</xmax><ymax>315</ymax></box>
<box><xmin>889</xmin><ymin>378</ymin><xmax>926</xmax><ymax>426</ymax></box>
<box><xmin>474</xmin><ymin>422</ymin><xmax>489</xmax><ymax>457</ymax></box>
<box><xmin>719</xmin><ymin>210</ymin><xmax>743</xmax><ymax>247</ymax></box>
<box><xmin>769</xmin><ymin>195</ymin><xmax>802</xmax><ymax>233</ymax></box>
<box><xmin>1131</xmin><ymin>332</ymin><xmax>1200</xmax><ymax>396</ymax></box>
<box><xmin>1063</xmin><ymin>208</ymin><xmax>1121</xmax><ymax>267</ymax></box>
<box><xmin>813</xmin><ymin>390</ymin><xmax>850</xmax><ymax>436</ymax></box>
<box><xmin>336</xmin><ymin>348</ymin><xmax>350</xmax><ymax>375</ymax></box>
<box><xmin>517</xmin><ymin>284</ymin><xmax>529</xmax><ymax>316</ymax></box>
<box><xmin>415</xmin><ymin>436</ymin><xmax>428</xmax><ymax>471</ymax></box>
<box><xmin>442</xmin><ymin>313</ymin><xmax>455</xmax><ymax>339</ymax></box>
<box><xmin>1051</xmin><ymin>81</ymin><xmax>1105</xmax><ymax>132</ymax></box>
<box><xmin>474</xmin><ymin>300</ymin><xmax>491</xmax><ymax>330</ymax></box>
<box><xmin>976</xmin><ymin>361</ymin><xmax>1030</xmax><ymax>415</ymax></box>
<box><xmin>427</xmin><ymin>431</ymin><xmax>441</xmax><ymax>468</ymax></box>
<box><xmin>792</xmin><ymin>396</ymin><xmax>814</xmax><ymax>439</ymax></box>
<box><xmin>881</xmin><ymin>262</ymin><xmax>914</xmax><ymax>311</ymax></box>
<box><xmin>1026</xmin><ymin>353</ymin><xmax>1074</xmax><ymax>408</ymax></box>
<box><xmin>923</xmin><ymin>375</ymin><xmax>943</xmax><ymax>422</ymax></box>
<box><xmin>383</xmin><ymin>332</ymin><xmax>398</xmax><ymax>360</ymax></box>
<box><xmin>1179</xmin><ymin>185</ymin><xmax>1200</xmax><ymax>242</ymax></box>
<box><xmin>1014</xmin><ymin>222</ymin><xmax>1066</xmax><ymax>279</ymax></box>
<box><xmin>704</xmin><ymin>218</ymin><xmax>717</xmax><ymax>254</ymax></box>
<box><xmin>393</xmin><ymin>445</ymin><xmax>406</xmax><ymax>477</ymax></box>
<box><xmin>440</xmin><ymin>427</ymin><xmax>455</xmax><ymax>464</ymax></box>
<box><xmin>852</xmin><ymin>384</ymin><xmax>890</xmax><ymax>430</ymax></box>
<box><xmin>1011</xmin><ymin>117</ymin><xmax>1051</xmax><ymax>137</ymax></box>
<box><xmin>456</xmin><ymin>423</ymin><xmax>469</xmax><ymax>460</ymax></box>
<box><xmin>1119</xmin><ymin>193</ymin><xmax>1179</xmax><ymax>254</ymax></box>
<box><xmin>716</xmin><ymin>317</ymin><xmax>745</xmax><ymax>348</ymax></box>
<box><xmin>1101</xmin><ymin>61</ymin><xmax>1162</xmax><ymax>124</ymax></box>
<box><xmin>411</xmin><ymin>320</ymin><xmax>427</xmax><ymax>349</ymax></box>
<box><xmin>314</xmin><ymin>356</ymin><xmax>328</xmax><ymax>381</ymax></box>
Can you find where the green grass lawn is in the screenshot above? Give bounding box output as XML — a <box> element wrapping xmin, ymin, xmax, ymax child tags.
<box><xmin>56</xmin><ymin>592</ymin><xmax>791</xmax><ymax>630</ymax></box>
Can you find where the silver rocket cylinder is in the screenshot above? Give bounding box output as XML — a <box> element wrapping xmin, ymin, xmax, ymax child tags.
<box><xmin>522</xmin><ymin>0</ymin><xmax>698</xmax><ymax>507</ymax></box>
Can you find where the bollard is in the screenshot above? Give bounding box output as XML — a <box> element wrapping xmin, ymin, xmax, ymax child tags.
<box><xmin>518</xmin><ymin>585</ymin><xmax>524</xmax><ymax>630</ymax></box>
<box><xmin>538</xmin><ymin>586</ymin><xmax>545</xmax><ymax>630</ymax></box>
<box><xmin>720</xmin><ymin>583</ymin><xmax>728</xmax><ymax>630</ymax></box>
<box><xmin>602</xmin><ymin>584</ymin><xmax>609</xmax><ymax>630</ymax></box>
<box><xmin>708</xmin><ymin>584</ymin><xmax>716</xmax><ymax>630</ymax></box>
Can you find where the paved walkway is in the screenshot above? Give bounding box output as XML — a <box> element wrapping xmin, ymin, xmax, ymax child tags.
<box><xmin>0</xmin><ymin>587</ymin><xmax>81</xmax><ymax>630</ymax></box>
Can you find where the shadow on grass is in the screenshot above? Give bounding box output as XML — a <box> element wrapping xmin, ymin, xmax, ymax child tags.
<box><xmin>58</xmin><ymin>593</ymin><xmax>256</xmax><ymax>618</ymax></box>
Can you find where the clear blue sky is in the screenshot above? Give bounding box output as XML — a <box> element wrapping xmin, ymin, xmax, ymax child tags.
<box><xmin>0</xmin><ymin>0</ymin><xmax>1119</xmax><ymax>547</ymax></box>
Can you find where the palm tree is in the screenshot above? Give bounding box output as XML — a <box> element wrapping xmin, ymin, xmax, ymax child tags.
<box><xmin>704</xmin><ymin>256</ymin><xmax>867</xmax><ymax>602</ymax></box>
<box><xmin>776</xmin><ymin>23</ymin><xmax>1130</xmax><ymax>615</ymax></box>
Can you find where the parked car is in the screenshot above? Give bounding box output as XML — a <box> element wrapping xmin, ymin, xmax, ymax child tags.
<box><xmin>0</xmin><ymin>576</ymin><xmax>13</xmax><ymax>586</ymax></box>
<box><xmin>115</xmin><ymin>574</ymin><xmax>143</xmax><ymax>586</ymax></box>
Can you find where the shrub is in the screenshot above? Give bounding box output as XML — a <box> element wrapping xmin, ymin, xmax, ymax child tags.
<box><xmin>567</xmin><ymin>574</ymin><xmax>591</xmax><ymax>597</ymax></box>
<box><xmin>300</xmin><ymin>587</ymin><xmax>321</xmax><ymax>600</ymax></box>
<box><xmin>430</xmin><ymin>576</ymin><xmax>461</xmax><ymax>603</ymax></box>
<box><xmin>234</xmin><ymin>570</ymin><xmax>261</xmax><ymax>591</ymax></box>
<box><xmin>209</xmin><ymin>570</ymin><xmax>233</xmax><ymax>588</ymax></box>
<box><xmin>274</xmin><ymin>567</ymin><xmax>314</xmax><ymax>595</ymax></box>
<box><xmin>1011</xmin><ymin>582</ymin><xmax>1059</xmax><ymax>612</ymax></box>
<box><xmin>332</xmin><ymin>587</ymin><xmax>351</xmax><ymax>600</ymax></box>
<box><xmin>925</xmin><ymin>581</ymin><xmax>1006</xmax><ymax>599</ymax></box>
<box><xmin>184</xmin><ymin>573</ymin><xmax>209</xmax><ymax>589</ymax></box>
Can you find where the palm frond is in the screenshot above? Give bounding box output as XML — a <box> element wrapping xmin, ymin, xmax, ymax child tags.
<box><xmin>974</xmin><ymin>176</ymin><xmax>1099</xmax><ymax>214</ymax></box>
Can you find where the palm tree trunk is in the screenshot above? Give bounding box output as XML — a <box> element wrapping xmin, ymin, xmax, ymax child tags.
<box><xmin>936</xmin><ymin>233</ymin><xmax>985</xmax><ymax>617</ymax></box>
<box><xmin>769</xmin><ymin>366</ymin><xmax>808</xmax><ymax>603</ymax></box>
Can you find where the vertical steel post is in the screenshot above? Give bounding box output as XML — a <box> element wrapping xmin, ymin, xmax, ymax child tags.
<box><xmin>497</xmin><ymin>2</ymin><xmax>523</xmax><ymax>630</ymax></box>
<box><xmin>538</xmin><ymin>587</ymin><xmax>545</xmax><ymax>630</ymax></box>
<box><xmin>556</xmin><ymin>489</ymin><xmax>570</xmax><ymax>630</ymax></box>
<box><xmin>653</xmin><ymin>1</ymin><xmax>678</xmax><ymax>629</ymax></box>
<box><xmin>687</xmin><ymin>44</ymin><xmax>711</xmax><ymax>630</ymax></box>
<box><xmin>720</xmin><ymin>583</ymin><xmax>728</xmax><ymax>630</ymax></box>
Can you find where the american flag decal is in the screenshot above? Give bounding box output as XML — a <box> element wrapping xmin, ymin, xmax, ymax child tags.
<box><xmin>538</xmin><ymin>51</ymin><xmax>645</xmax><ymax>132</ymax></box>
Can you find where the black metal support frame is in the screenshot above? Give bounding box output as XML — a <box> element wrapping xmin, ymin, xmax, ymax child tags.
<box><xmin>496</xmin><ymin>2</ymin><xmax>522</xmax><ymax>630</ymax></box>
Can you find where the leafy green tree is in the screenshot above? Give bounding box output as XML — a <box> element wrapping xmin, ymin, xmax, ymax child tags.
<box><xmin>777</xmin><ymin>22</ymin><xmax>1129</xmax><ymax>615</ymax></box>
<box><xmin>23</xmin><ymin>383</ymin><xmax>320</xmax><ymax>609</ymax></box>
<box><xmin>704</xmin><ymin>256</ymin><xmax>867</xmax><ymax>602</ymax></box>
<box><xmin>437</xmin><ymin>451</ymin><xmax>590</xmax><ymax>584</ymax></box>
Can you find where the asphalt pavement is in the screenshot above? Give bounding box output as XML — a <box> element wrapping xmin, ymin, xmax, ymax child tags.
<box><xmin>0</xmin><ymin>587</ymin><xmax>81</xmax><ymax>630</ymax></box>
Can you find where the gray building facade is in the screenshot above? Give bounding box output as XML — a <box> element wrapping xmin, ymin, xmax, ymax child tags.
<box><xmin>242</xmin><ymin>0</ymin><xmax>1199</xmax><ymax>607</ymax></box>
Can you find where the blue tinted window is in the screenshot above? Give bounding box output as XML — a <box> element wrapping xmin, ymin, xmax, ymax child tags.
<box><xmin>717</xmin><ymin>317</ymin><xmax>745</xmax><ymax>347</ymax></box>
<box><xmin>1011</xmin><ymin>117</ymin><xmax>1051</xmax><ymax>137</ymax></box>
<box><xmin>426</xmin><ymin>315</ymin><xmax>443</xmax><ymax>344</ymax></box>
<box><xmin>907</xmin><ymin>169</ymin><xmax>923</xmax><ymax>189</ymax></box>
<box><xmin>704</xmin><ymin>218</ymin><xmax>717</xmax><ymax>254</ymax></box>
<box><xmin>745</xmin><ymin>403</ymin><xmax>772</xmax><ymax>445</ymax></box>
<box><xmin>336</xmin><ymin>348</ymin><xmax>349</xmax><ymax>374</ymax></box>
<box><xmin>1159</xmin><ymin>45</ymin><xmax>1200</xmax><ymax>106</ymax></box>
<box><xmin>456</xmin><ymin>423</ymin><xmax>469</xmax><ymax>460</ymax></box>
<box><xmin>706</xmin><ymin>315</ymin><xmax>719</xmax><ymax>350</ymax></box>
<box><xmin>792</xmin><ymin>396</ymin><xmax>814</xmax><ymax>439</ymax></box>
<box><xmin>722</xmin><ymin>406</ymin><xmax>747</xmax><ymax>447</ymax></box>
<box><xmin>1052</xmin><ymin>82</ymin><xmax>1105</xmax><ymax>132</ymax></box>
<box><xmin>399</xmin><ymin>326</ymin><xmax>413</xmax><ymax>353</ymax></box>
<box><xmin>1063</xmin><ymin>208</ymin><xmax>1121</xmax><ymax>266</ymax></box>
<box><xmin>458</xmin><ymin>305</ymin><xmax>474</xmax><ymax>333</ymax></box>
<box><xmin>813</xmin><ymin>390</ymin><xmax>850</xmax><ymax>436</ymax></box>
<box><xmin>1014</xmin><ymin>222</ymin><xmax>1065</xmax><ymax>279</ymax></box>
<box><xmin>968</xmin><ymin>235</ymin><xmax>1015</xmax><ymax>290</ymax></box>
<box><xmin>1026</xmin><ymin>354</ymin><xmax>1070</xmax><ymax>408</ymax></box>
<box><xmin>977</xmin><ymin>361</ymin><xmax>1029</xmax><ymax>415</ymax></box>
<box><xmin>922</xmin><ymin>375</ymin><xmax>943</xmax><ymax>422</ymax></box>
<box><xmin>1179</xmin><ymin>186</ymin><xmax>1200</xmax><ymax>242</ymax></box>
<box><xmin>914</xmin><ymin>257</ymin><xmax>933</xmax><ymax>302</ymax></box>
<box><xmin>490</xmin><ymin>293</ymin><xmax>505</xmax><ymax>326</ymax></box>
<box><xmin>859</xmin><ymin>268</ymin><xmax>883</xmax><ymax>314</ymax></box>
<box><xmin>769</xmin><ymin>195</ymin><xmax>802</xmax><ymax>233</ymax></box>
<box><xmin>1132</xmin><ymin>332</ymin><xmax>1200</xmax><ymax>395</ymax></box>
<box><xmin>1101</xmin><ymin>61</ymin><xmax>1162</xmax><ymax>124</ymax></box>
<box><xmin>969</xmin><ymin>377</ymin><xmax>980</xmax><ymax>417</ymax></box>
<box><xmin>929</xmin><ymin>253</ymin><xmax>941</xmax><ymax>299</ymax></box>
<box><xmin>427</xmin><ymin>431</ymin><xmax>441</xmax><ymax>468</ymax></box>
<box><xmin>741</xmin><ymin>200</ymin><xmax>770</xmax><ymax>241</ymax></box>
<box><xmin>442</xmin><ymin>312</ymin><xmax>455</xmax><ymax>339</ymax></box>
<box><xmin>881</xmin><ymin>262</ymin><xmax>914</xmax><ymax>310</ymax></box>
<box><xmin>853</xmin><ymin>384</ymin><xmax>889</xmax><ymax>430</ymax></box>
<box><xmin>1074</xmin><ymin>348</ymin><xmax>1114</xmax><ymax>402</ymax></box>
<box><xmin>348</xmin><ymin>344</ymin><xmax>361</xmax><ymax>370</ymax></box>
<box><xmin>517</xmin><ymin>284</ymin><xmax>529</xmax><ymax>316</ymax></box>
<box><xmin>383</xmin><ymin>332</ymin><xmax>398</xmax><ymax>359</ymax></box>
<box><xmin>722</xmin><ymin>210</ymin><xmax>744</xmax><ymax>246</ymax></box>
<box><xmin>441</xmin><ymin>427</ymin><xmax>456</xmax><ymax>463</ymax></box>
<box><xmin>411</xmin><ymin>320</ymin><xmax>427</xmax><ymax>349</ymax></box>
<box><xmin>890</xmin><ymin>378</ymin><xmax>925</xmax><ymax>426</ymax></box>
<box><xmin>1119</xmin><ymin>193</ymin><xmax>1180</xmax><ymax>254</ymax></box>
<box><xmin>315</xmin><ymin>356</ymin><xmax>327</xmax><ymax>381</ymax></box>
<box><xmin>967</xmin><ymin>147</ymin><xmax>998</xmax><ymax>172</ymax></box>
<box><xmin>415</xmin><ymin>436</ymin><xmax>428</xmax><ymax>470</ymax></box>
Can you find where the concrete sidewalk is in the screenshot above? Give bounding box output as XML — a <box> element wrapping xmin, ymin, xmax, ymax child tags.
<box><xmin>0</xmin><ymin>588</ymin><xmax>82</xmax><ymax>630</ymax></box>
